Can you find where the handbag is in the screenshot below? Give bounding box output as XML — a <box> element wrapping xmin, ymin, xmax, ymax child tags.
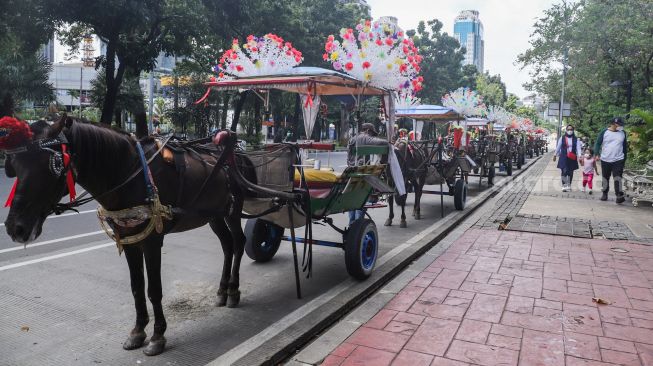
<box><xmin>563</xmin><ymin>137</ymin><xmax>577</xmax><ymax>160</ymax></box>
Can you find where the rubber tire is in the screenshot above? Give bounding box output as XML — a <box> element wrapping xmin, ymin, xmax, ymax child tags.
<box><xmin>345</xmin><ymin>218</ymin><xmax>379</xmax><ymax>280</ymax></box>
<box><xmin>453</xmin><ymin>179</ymin><xmax>467</xmax><ymax>211</ymax></box>
<box><xmin>488</xmin><ymin>165</ymin><xmax>495</xmax><ymax>186</ymax></box>
<box><xmin>506</xmin><ymin>161</ymin><xmax>513</xmax><ymax>176</ymax></box>
<box><xmin>517</xmin><ymin>155</ymin><xmax>523</xmax><ymax>169</ymax></box>
<box><xmin>244</xmin><ymin>219</ymin><xmax>283</xmax><ymax>262</ymax></box>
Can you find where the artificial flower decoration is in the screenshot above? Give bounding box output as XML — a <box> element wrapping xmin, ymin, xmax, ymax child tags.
<box><xmin>441</xmin><ymin>88</ymin><xmax>486</xmax><ymax>117</ymax></box>
<box><xmin>324</xmin><ymin>18</ymin><xmax>423</xmax><ymax>94</ymax></box>
<box><xmin>486</xmin><ymin>105</ymin><xmax>510</xmax><ymax>125</ymax></box>
<box><xmin>214</xmin><ymin>33</ymin><xmax>303</xmax><ymax>80</ymax></box>
<box><xmin>0</xmin><ymin>116</ymin><xmax>33</xmax><ymax>150</ymax></box>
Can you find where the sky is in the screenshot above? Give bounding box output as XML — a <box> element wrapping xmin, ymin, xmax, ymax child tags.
<box><xmin>366</xmin><ymin>0</ymin><xmax>556</xmax><ymax>98</ymax></box>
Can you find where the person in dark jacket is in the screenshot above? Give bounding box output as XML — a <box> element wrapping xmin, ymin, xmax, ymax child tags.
<box><xmin>554</xmin><ymin>125</ymin><xmax>584</xmax><ymax>192</ymax></box>
<box><xmin>594</xmin><ymin>117</ymin><xmax>628</xmax><ymax>203</ymax></box>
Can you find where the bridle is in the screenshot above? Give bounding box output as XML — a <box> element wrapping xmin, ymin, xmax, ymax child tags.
<box><xmin>4</xmin><ymin>133</ymin><xmax>77</xmax><ymax>214</ymax></box>
<box><xmin>4</xmin><ymin>131</ymin><xmax>175</xmax><ymax>216</ymax></box>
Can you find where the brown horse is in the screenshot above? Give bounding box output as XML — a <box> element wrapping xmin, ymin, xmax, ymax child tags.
<box><xmin>3</xmin><ymin>115</ymin><xmax>253</xmax><ymax>356</ymax></box>
<box><xmin>385</xmin><ymin>140</ymin><xmax>427</xmax><ymax>228</ymax></box>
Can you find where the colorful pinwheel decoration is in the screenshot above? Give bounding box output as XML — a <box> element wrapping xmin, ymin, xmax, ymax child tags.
<box><xmin>323</xmin><ymin>18</ymin><xmax>423</xmax><ymax>94</ymax></box>
<box><xmin>486</xmin><ymin>105</ymin><xmax>510</xmax><ymax>125</ymax></box>
<box><xmin>214</xmin><ymin>34</ymin><xmax>303</xmax><ymax>80</ymax></box>
<box><xmin>441</xmin><ymin>88</ymin><xmax>486</xmax><ymax>117</ymax></box>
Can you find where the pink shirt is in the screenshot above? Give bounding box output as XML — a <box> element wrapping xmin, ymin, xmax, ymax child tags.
<box><xmin>582</xmin><ymin>156</ymin><xmax>596</xmax><ymax>174</ymax></box>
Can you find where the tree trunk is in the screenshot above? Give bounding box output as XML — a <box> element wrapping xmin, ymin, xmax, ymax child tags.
<box><xmin>100</xmin><ymin>41</ymin><xmax>126</xmax><ymax>125</ymax></box>
<box><xmin>114</xmin><ymin>109</ymin><xmax>122</xmax><ymax>129</ymax></box>
<box><xmin>135</xmin><ymin>112</ymin><xmax>148</xmax><ymax>138</ymax></box>
<box><xmin>0</xmin><ymin>92</ymin><xmax>15</xmax><ymax>117</ymax></box>
<box><xmin>231</xmin><ymin>90</ymin><xmax>249</xmax><ymax>132</ymax></box>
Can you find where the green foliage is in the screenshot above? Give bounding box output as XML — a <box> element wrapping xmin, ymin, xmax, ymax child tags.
<box><xmin>459</xmin><ymin>64</ymin><xmax>478</xmax><ymax>90</ymax></box>
<box><xmin>476</xmin><ymin>72</ymin><xmax>507</xmax><ymax>107</ymax></box>
<box><xmin>408</xmin><ymin>20</ymin><xmax>466</xmax><ymax>104</ymax></box>
<box><xmin>629</xmin><ymin>109</ymin><xmax>653</xmax><ymax>165</ymax></box>
<box><xmin>90</xmin><ymin>70</ymin><xmax>145</xmax><ymax>122</ymax></box>
<box><xmin>504</xmin><ymin>93</ymin><xmax>520</xmax><ymax>112</ymax></box>
<box><xmin>518</xmin><ymin>0</ymin><xmax>653</xmax><ymax>136</ymax></box>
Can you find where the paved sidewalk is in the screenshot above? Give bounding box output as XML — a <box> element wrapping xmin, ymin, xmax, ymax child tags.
<box><xmin>319</xmin><ymin>228</ymin><xmax>653</xmax><ymax>366</ymax></box>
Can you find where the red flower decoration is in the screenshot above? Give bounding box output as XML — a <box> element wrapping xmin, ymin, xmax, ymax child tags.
<box><xmin>0</xmin><ymin>116</ymin><xmax>33</xmax><ymax>150</ymax></box>
<box><xmin>345</xmin><ymin>62</ymin><xmax>354</xmax><ymax>71</ymax></box>
<box><xmin>362</xmin><ymin>61</ymin><xmax>371</xmax><ymax>69</ymax></box>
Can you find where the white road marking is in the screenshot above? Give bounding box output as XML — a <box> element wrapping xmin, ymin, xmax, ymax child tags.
<box><xmin>0</xmin><ymin>230</ymin><xmax>106</xmax><ymax>254</ymax></box>
<box><xmin>0</xmin><ymin>209</ymin><xmax>96</xmax><ymax>226</ymax></box>
<box><xmin>0</xmin><ymin>242</ymin><xmax>113</xmax><ymax>272</ymax></box>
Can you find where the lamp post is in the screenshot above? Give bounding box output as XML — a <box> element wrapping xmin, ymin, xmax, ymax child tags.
<box><xmin>609</xmin><ymin>80</ymin><xmax>632</xmax><ymax>118</ymax></box>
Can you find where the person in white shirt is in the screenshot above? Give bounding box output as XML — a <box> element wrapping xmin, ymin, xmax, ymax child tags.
<box><xmin>594</xmin><ymin>117</ymin><xmax>628</xmax><ymax>203</ymax></box>
<box><xmin>554</xmin><ymin>125</ymin><xmax>583</xmax><ymax>192</ymax></box>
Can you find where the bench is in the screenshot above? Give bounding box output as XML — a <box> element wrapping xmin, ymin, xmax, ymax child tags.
<box><xmin>623</xmin><ymin>160</ymin><xmax>653</xmax><ymax>207</ymax></box>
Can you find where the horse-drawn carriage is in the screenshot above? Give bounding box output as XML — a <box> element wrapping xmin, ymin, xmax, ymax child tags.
<box><xmin>394</xmin><ymin>104</ymin><xmax>470</xmax><ymax>219</ymax></box>
<box><xmin>201</xmin><ymin>68</ymin><xmax>403</xmax><ymax>294</ymax></box>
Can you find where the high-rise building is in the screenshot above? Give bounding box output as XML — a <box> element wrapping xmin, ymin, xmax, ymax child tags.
<box><xmin>454</xmin><ymin>10</ymin><xmax>484</xmax><ymax>72</ymax></box>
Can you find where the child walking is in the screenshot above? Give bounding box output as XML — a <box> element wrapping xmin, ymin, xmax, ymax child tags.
<box><xmin>582</xmin><ymin>148</ymin><xmax>598</xmax><ymax>194</ymax></box>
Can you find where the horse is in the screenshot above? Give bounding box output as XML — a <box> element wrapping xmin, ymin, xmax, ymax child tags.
<box><xmin>3</xmin><ymin>115</ymin><xmax>254</xmax><ymax>356</ymax></box>
<box><xmin>385</xmin><ymin>139</ymin><xmax>427</xmax><ymax>228</ymax></box>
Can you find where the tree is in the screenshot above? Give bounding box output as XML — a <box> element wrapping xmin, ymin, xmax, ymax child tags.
<box><xmin>518</xmin><ymin>0</ymin><xmax>653</xmax><ymax>136</ymax></box>
<box><xmin>48</xmin><ymin>0</ymin><xmax>209</xmax><ymax>129</ymax></box>
<box><xmin>408</xmin><ymin>20</ymin><xmax>466</xmax><ymax>104</ymax></box>
<box><xmin>0</xmin><ymin>0</ymin><xmax>55</xmax><ymax>116</ymax></box>
<box><xmin>90</xmin><ymin>69</ymin><xmax>145</xmax><ymax>128</ymax></box>
<box><xmin>476</xmin><ymin>72</ymin><xmax>507</xmax><ymax>107</ymax></box>
<box><xmin>459</xmin><ymin>64</ymin><xmax>479</xmax><ymax>90</ymax></box>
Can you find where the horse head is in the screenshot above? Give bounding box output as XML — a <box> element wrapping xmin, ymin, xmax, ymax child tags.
<box><xmin>3</xmin><ymin>115</ymin><xmax>73</xmax><ymax>243</ymax></box>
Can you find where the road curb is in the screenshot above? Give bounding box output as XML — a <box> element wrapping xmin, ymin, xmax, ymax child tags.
<box><xmin>210</xmin><ymin>155</ymin><xmax>543</xmax><ymax>366</ymax></box>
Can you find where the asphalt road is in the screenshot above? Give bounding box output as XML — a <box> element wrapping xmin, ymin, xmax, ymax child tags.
<box><xmin>0</xmin><ymin>151</ymin><xmax>519</xmax><ymax>366</ymax></box>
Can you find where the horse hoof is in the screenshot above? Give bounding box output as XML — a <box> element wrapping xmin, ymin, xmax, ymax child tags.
<box><xmin>216</xmin><ymin>293</ymin><xmax>228</xmax><ymax>307</ymax></box>
<box><xmin>415</xmin><ymin>214</ymin><xmax>421</xmax><ymax>220</ymax></box>
<box><xmin>143</xmin><ymin>337</ymin><xmax>166</xmax><ymax>356</ymax></box>
<box><xmin>384</xmin><ymin>219</ymin><xmax>392</xmax><ymax>227</ymax></box>
<box><xmin>123</xmin><ymin>331</ymin><xmax>147</xmax><ymax>350</ymax></box>
<box><xmin>227</xmin><ymin>290</ymin><xmax>240</xmax><ymax>308</ymax></box>
<box><xmin>400</xmin><ymin>221</ymin><xmax>407</xmax><ymax>228</ymax></box>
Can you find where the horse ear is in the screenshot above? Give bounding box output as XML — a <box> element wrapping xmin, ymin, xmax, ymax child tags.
<box><xmin>48</xmin><ymin>113</ymin><xmax>72</xmax><ymax>137</ymax></box>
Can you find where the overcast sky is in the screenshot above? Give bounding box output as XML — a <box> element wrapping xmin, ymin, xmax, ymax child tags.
<box><xmin>367</xmin><ymin>0</ymin><xmax>556</xmax><ymax>98</ymax></box>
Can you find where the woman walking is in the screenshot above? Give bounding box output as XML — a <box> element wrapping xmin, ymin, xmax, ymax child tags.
<box><xmin>554</xmin><ymin>125</ymin><xmax>583</xmax><ymax>192</ymax></box>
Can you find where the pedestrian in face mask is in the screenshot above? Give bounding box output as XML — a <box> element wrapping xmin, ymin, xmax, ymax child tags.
<box><xmin>554</xmin><ymin>125</ymin><xmax>584</xmax><ymax>192</ymax></box>
<box><xmin>594</xmin><ymin>117</ymin><xmax>628</xmax><ymax>203</ymax></box>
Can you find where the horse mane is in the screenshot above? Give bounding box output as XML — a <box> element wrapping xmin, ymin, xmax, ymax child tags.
<box><xmin>65</xmin><ymin>119</ymin><xmax>144</xmax><ymax>191</ymax></box>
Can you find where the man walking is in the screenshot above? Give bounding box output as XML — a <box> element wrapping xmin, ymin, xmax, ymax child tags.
<box><xmin>594</xmin><ymin>117</ymin><xmax>628</xmax><ymax>203</ymax></box>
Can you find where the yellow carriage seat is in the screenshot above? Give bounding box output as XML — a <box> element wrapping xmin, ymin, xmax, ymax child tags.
<box><xmin>293</xmin><ymin>168</ymin><xmax>339</xmax><ymax>189</ymax></box>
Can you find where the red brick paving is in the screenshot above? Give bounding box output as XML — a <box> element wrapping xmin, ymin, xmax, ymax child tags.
<box><xmin>320</xmin><ymin>228</ymin><xmax>653</xmax><ymax>366</ymax></box>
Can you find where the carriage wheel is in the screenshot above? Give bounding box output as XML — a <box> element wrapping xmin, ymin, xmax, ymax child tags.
<box><xmin>488</xmin><ymin>165</ymin><xmax>495</xmax><ymax>186</ymax></box>
<box><xmin>244</xmin><ymin>219</ymin><xmax>284</xmax><ymax>262</ymax></box>
<box><xmin>345</xmin><ymin>218</ymin><xmax>379</xmax><ymax>280</ymax></box>
<box><xmin>454</xmin><ymin>179</ymin><xmax>467</xmax><ymax>210</ymax></box>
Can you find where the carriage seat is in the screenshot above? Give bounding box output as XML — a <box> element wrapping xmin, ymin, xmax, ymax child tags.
<box><xmin>293</xmin><ymin>168</ymin><xmax>340</xmax><ymax>199</ymax></box>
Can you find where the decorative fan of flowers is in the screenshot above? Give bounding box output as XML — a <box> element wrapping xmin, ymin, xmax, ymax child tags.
<box><xmin>520</xmin><ymin>118</ymin><xmax>534</xmax><ymax>131</ymax></box>
<box><xmin>486</xmin><ymin>105</ymin><xmax>510</xmax><ymax>124</ymax></box>
<box><xmin>323</xmin><ymin>18</ymin><xmax>423</xmax><ymax>94</ymax></box>
<box><xmin>441</xmin><ymin>88</ymin><xmax>486</xmax><ymax>117</ymax></box>
<box><xmin>213</xmin><ymin>34</ymin><xmax>303</xmax><ymax>80</ymax></box>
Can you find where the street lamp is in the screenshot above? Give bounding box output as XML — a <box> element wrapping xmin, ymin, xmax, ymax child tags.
<box><xmin>609</xmin><ymin>80</ymin><xmax>632</xmax><ymax>118</ymax></box>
